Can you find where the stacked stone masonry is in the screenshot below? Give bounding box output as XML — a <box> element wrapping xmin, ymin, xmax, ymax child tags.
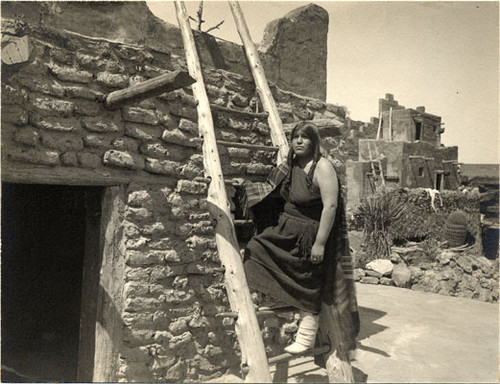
<box><xmin>1</xmin><ymin>20</ymin><xmax>374</xmax><ymax>382</ymax></box>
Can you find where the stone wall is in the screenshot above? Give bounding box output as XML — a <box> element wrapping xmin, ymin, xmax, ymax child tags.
<box><xmin>354</xmin><ymin>251</ymin><xmax>499</xmax><ymax>303</ymax></box>
<box><xmin>1</xmin><ymin>17</ymin><xmax>366</xmax><ymax>381</ymax></box>
<box><xmin>1</xmin><ymin>1</ymin><xmax>328</xmax><ymax>101</ymax></box>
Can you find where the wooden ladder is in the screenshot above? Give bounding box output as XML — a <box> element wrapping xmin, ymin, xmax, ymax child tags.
<box><xmin>175</xmin><ymin>2</ymin><xmax>354</xmax><ymax>382</ymax></box>
<box><xmin>368</xmin><ymin>142</ymin><xmax>385</xmax><ymax>191</ymax></box>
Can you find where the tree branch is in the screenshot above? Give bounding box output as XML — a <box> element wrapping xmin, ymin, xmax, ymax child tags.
<box><xmin>204</xmin><ymin>20</ymin><xmax>224</xmax><ymax>34</ymax></box>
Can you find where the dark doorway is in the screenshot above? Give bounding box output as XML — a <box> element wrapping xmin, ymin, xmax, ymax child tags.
<box><xmin>1</xmin><ymin>183</ymin><xmax>102</xmax><ymax>382</ymax></box>
<box><xmin>415</xmin><ymin>121</ymin><xmax>422</xmax><ymax>140</ymax></box>
<box><xmin>435</xmin><ymin>173</ymin><xmax>443</xmax><ymax>191</ymax></box>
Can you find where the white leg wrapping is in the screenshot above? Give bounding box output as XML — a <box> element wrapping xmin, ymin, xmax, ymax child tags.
<box><xmin>284</xmin><ymin>311</ymin><xmax>319</xmax><ymax>354</ymax></box>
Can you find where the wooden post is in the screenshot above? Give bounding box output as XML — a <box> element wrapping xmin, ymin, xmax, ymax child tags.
<box><xmin>319</xmin><ymin>304</ymin><xmax>355</xmax><ymax>383</ymax></box>
<box><xmin>105</xmin><ymin>70</ymin><xmax>195</xmax><ymax>109</ymax></box>
<box><xmin>228</xmin><ymin>1</ymin><xmax>289</xmax><ymax>165</ymax></box>
<box><xmin>376</xmin><ymin>112</ymin><xmax>382</xmax><ymax>140</ymax></box>
<box><xmin>174</xmin><ymin>2</ymin><xmax>272</xmax><ymax>382</ymax></box>
<box><xmin>389</xmin><ymin>107</ymin><xmax>393</xmax><ymax>141</ymax></box>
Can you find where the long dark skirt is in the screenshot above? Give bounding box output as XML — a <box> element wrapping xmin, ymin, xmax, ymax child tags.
<box><xmin>244</xmin><ymin>212</ymin><xmax>329</xmax><ymax>313</ymax></box>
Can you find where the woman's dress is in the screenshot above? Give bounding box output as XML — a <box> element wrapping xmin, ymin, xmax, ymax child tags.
<box><xmin>244</xmin><ymin>164</ymin><xmax>331</xmax><ymax>313</ymax></box>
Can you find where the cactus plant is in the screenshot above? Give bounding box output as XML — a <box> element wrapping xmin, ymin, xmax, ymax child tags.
<box><xmin>443</xmin><ymin>210</ymin><xmax>468</xmax><ymax>247</ymax></box>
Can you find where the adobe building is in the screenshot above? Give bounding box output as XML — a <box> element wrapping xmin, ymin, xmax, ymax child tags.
<box><xmin>1</xmin><ymin>2</ymin><xmax>360</xmax><ymax>382</ymax></box>
<box><xmin>347</xmin><ymin>93</ymin><xmax>460</xmax><ymax>208</ymax></box>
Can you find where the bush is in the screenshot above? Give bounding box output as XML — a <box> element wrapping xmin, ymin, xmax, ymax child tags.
<box><xmin>355</xmin><ymin>189</ymin><xmax>415</xmax><ymax>261</ymax></box>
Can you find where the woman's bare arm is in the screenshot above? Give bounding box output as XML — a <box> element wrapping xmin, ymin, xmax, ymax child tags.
<box><xmin>311</xmin><ymin>158</ymin><xmax>339</xmax><ymax>263</ymax></box>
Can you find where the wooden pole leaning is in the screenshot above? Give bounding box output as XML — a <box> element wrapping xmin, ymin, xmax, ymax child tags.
<box><xmin>228</xmin><ymin>1</ymin><xmax>289</xmax><ymax>164</ymax></box>
<box><xmin>376</xmin><ymin>112</ymin><xmax>382</xmax><ymax>140</ymax></box>
<box><xmin>105</xmin><ymin>70</ymin><xmax>195</xmax><ymax>109</ymax></box>
<box><xmin>174</xmin><ymin>2</ymin><xmax>272</xmax><ymax>383</ymax></box>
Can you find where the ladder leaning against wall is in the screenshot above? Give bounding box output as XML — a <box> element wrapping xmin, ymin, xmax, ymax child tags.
<box><xmin>174</xmin><ymin>2</ymin><xmax>354</xmax><ymax>382</ymax></box>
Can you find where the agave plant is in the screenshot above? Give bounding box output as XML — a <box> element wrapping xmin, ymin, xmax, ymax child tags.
<box><xmin>357</xmin><ymin>190</ymin><xmax>415</xmax><ymax>261</ymax></box>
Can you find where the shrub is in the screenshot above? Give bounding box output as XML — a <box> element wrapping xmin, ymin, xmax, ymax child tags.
<box><xmin>356</xmin><ymin>189</ymin><xmax>415</xmax><ymax>261</ymax></box>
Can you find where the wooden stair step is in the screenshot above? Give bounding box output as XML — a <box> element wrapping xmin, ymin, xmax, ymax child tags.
<box><xmin>268</xmin><ymin>345</ymin><xmax>331</xmax><ymax>365</ymax></box>
<box><xmin>233</xmin><ymin>219</ymin><xmax>254</xmax><ymax>226</ymax></box>
<box><xmin>190</xmin><ymin>137</ymin><xmax>279</xmax><ymax>152</ymax></box>
<box><xmin>210</xmin><ymin>103</ymin><xmax>269</xmax><ymax>119</ymax></box>
<box><xmin>192</xmin><ymin>176</ymin><xmax>241</xmax><ymax>186</ymax></box>
<box><xmin>216</xmin><ymin>306</ymin><xmax>294</xmax><ymax>319</ymax></box>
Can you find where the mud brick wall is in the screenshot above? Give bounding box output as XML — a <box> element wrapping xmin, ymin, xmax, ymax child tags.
<box><xmin>1</xmin><ymin>20</ymin><xmax>371</xmax><ymax>381</ymax></box>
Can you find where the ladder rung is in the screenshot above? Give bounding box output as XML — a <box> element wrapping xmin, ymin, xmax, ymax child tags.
<box><xmin>190</xmin><ymin>137</ymin><xmax>279</xmax><ymax>152</ymax></box>
<box><xmin>268</xmin><ymin>345</ymin><xmax>331</xmax><ymax>365</ymax></box>
<box><xmin>216</xmin><ymin>306</ymin><xmax>294</xmax><ymax>319</ymax></box>
<box><xmin>210</xmin><ymin>103</ymin><xmax>269</xmax><ymax>119</ymax></box>
<box><xmin>216</xmin><ymin>312</ymin><xmax>238</xmax><ymax>319</ymax></box>
<box><xmin>233</xmin><ymin>219</ymin><xmax>254</xmax><ymax>226</ymax></box>
<box><xmin>192</xmin><ymin>176</ymin><xmax>240</xmax><ymax>186</ymax></box>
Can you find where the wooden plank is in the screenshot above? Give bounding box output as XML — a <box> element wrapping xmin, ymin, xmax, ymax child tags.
<box><xmin>105</xmin><ymin>70</ymin><xmax>195</xmax><ymax>109</ymax></box>
<box><xmin>93</xmin><ymin>186</ymin><xmax>127</xmax><ymax>381</ymax></box>
<box><xmin>376</xmin><ymin>112</ymin><xmax>382</xmax><ymax>140</ymax></box>
<box><xmin>1</xmin><ymin>162</ymin><xmax>177</xmax><ymax>186</ymax></box>
<box><xmin>190</xmin><ymin>137</ymin><xmax>279</xmax><ymax>152</ymax></box>
<box><xmin>77</xmin><ymin>188</ymin><xmax>103</xmax><ymax>381</ymax></box>
<box><xmin>268</xmin><ymin>345</ymin><xmax>331</xmax><ymax>365</ymax></box>
<box><xmin>389</xmin><ymin>107</ymin><xmax>393</xmax><ymax>141</ymax></box>
<box><xmin>211</xmin><ymin>103</ymin><xmax>269</xmax><ymax>119</ymax></box>
<box><xmin>319</xmin><ymin>305</ymin><xmax>355</xmax><ymax>383</ymax></box>
<box><xmin>273</xmin><ymin>362</ymin><xmax>289</xmax><ymax>383</ymax></box>
<box><xmin>175</xmin><ymin>2</ymin><xmax>272</xmax><ymax>382</ymax></box>
<box><xmin>228</xmin><ymin>1</ymin><xmax>289</xmax><ymax>165</ymax></box>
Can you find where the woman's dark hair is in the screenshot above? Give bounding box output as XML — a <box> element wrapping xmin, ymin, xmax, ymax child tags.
<box><xmin>283</xmin><ymin>121</ymin><xmax>323</xmax><ymax>196</ymax></box>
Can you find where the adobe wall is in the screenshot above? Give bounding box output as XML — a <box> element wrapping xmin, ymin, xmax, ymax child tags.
<box><xmin>1</xmin><ymin>1</ymin><xmax>328</xmax><ymax>101</ymax></box>
<box><xmin>1</xmin><ymin>16</ymin><xmax>360</xmax><ymax>381</ymax></box>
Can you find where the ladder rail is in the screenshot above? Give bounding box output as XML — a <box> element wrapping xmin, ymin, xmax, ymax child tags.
<box><xmin>174</xmin><ymin>2</ymin><xmax>272</xmax><ymax>382</ymax></box>
<box><xmin>228</xmin><ymin>1</ymin><xmax>289</xmax><ymax>164</ymax></box>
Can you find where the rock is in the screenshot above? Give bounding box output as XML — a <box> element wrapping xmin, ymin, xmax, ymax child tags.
<box><xmin>259</xmin><ymin>4</ymin><xmax>328</xmax><ymax>100</ymax></box>
<box><xmin>472</xmin><ymin>256</ymin><xmax>493</xmax><ymax>277</ymax></box>
<box><xmin>437</xmin><ymin>250</ymin><xmax>454</xmax><ymax>265</ymax></box>
<box><xmin>360</xmin><ymin>276</ymin><xmax>379</xmax><ymax>285</ymax></box>
<box><xmin>456</xmin><ymin>255</ymin><xmax>473</xmax><ymax>274</ymax></box>
<box><xmin>390</xmin><ymin>253</ymin><xmax>402</xmax><ymax>264</ymax></box>
<box><xmin>392</xmin><ymin>264</ymin><xmax>412</xmax><ymax>288</ymax></box>
<box><xmin>353</xmin><ymin>268</ymin><xmax>365</xmax><ymax>281</ymax></box>
<box><xmin>366</xmin><ymin>259</ymin><xmax>394</xmax><ymax>277</ymax></box>
<box><xmin>365</xmin><ymin>269</ymin><xmax>382</xmax><ymax>278</ymax></box>
<box><xmin>380</xmin><ymin>277</ymin><xmax>393</xmax><ymax>286</ymax></box>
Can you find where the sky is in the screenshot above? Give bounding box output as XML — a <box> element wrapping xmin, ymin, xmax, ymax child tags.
<box><xmin>147</xmin><ymin>1</ymin><xmax>499</xmax><ymax>164</ymax></box>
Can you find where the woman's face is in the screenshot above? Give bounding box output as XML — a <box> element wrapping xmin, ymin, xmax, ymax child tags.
<box><xmin>291</xmin><ymin>129</ymin><xmax>313</xmax><ymax>157</ymax></box>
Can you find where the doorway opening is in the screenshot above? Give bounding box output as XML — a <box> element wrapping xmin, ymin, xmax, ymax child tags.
<box><xmin>415</xmin><ymin>121</ymin><xmax>422</xmax><ymax>141</ymax></box>
<box><xmin>1</xmin><ymin>183</ymin><xmax>102</xmax><ymax>382</ymax></box>
<box><xmin>435</xmin><ymin>173</ymin><xmax>443</xmax><ymax>191</ymax></box>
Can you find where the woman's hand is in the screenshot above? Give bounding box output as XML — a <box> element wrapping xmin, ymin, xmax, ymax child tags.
<box><xmin>310</xmin><ymin>242</ymin><xmax>325</xmax><ymax>264</ymax></box>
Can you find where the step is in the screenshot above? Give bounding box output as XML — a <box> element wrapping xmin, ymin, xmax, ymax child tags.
<box><xmin>210</xmin><ymin>103</ymin><xmax>269</xmax><ymax>119</ymax></box>
<box><xmin>216</xmin><ymin>306</ymin><xmax>294</xmax><ymax>319</ymax></box>
<box><xmin>268</xmin><ymin>345</ymin><xmax>331</xmax><ymax>365</ymax></box>
<box><xmin>190</xmin><ymin>137</ymin><xmax>279</xmax><ymax>152</ymax></box>
<box><xmin>192</xmin><ymin>176</ymin><xmax>241</xmax><ymax>186</ymax></box>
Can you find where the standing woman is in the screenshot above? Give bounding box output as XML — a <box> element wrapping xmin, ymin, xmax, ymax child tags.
<box><xmin>241</xmin><ymin>121</ymin><xmax>359</xmax><ymax>356</ymax></box>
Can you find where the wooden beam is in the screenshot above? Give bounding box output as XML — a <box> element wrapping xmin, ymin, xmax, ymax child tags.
<box><xmin>93</xmin><ymin>186</ymin><xmax>127</xmax><ymax>381</ymax></box>
<box><xmin>175</xmin><ymin>2</ymin><xmax>272</xmax><ymax>382</ymax></box>
<box><xmin>105</xmin><ymin>70</ymin><xmax>195</xmax><ymax>109</ymax></box>
<box><xmin>389</xmin><ymin>107</ymin><xmax>393</xmax><ymax>141</ymax></box>
<box><xmin>211</xmin><ymin>103</ymin><xmax>269</xmax><ymax>119</ymax></box>
<box><xmin>376</xmin><ymin>112</ymin><xmax>382</xmax><ymax>140</ymax></box>
<box><xmin>1</xmin><ymin>162</ymin><xmax>177</xmax><ymax>186</ymax></box>
<box><xmin>320</xmin><ymin>304</ymin><xmax>355</xmax><ymax>383</ymax></box>
<box><xmin>268</xmin><ymin>345</ymin><xmax>331</xmax><ymax>365</ymax></box>
<box><xmin>228</xmin><ymin>1</ymin><xmax>289</xmax><ymax>165</ymax></box>
<box><xmin>190</xmin><ymin>137</ymin><xmax>279</xmax><ymax>152</ymax></box>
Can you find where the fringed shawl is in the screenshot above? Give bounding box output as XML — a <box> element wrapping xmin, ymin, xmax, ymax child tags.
<box><xmin>239</xmin><ymin>160</ymin><xmax>360</xmax><ymax>364</ymax></box>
